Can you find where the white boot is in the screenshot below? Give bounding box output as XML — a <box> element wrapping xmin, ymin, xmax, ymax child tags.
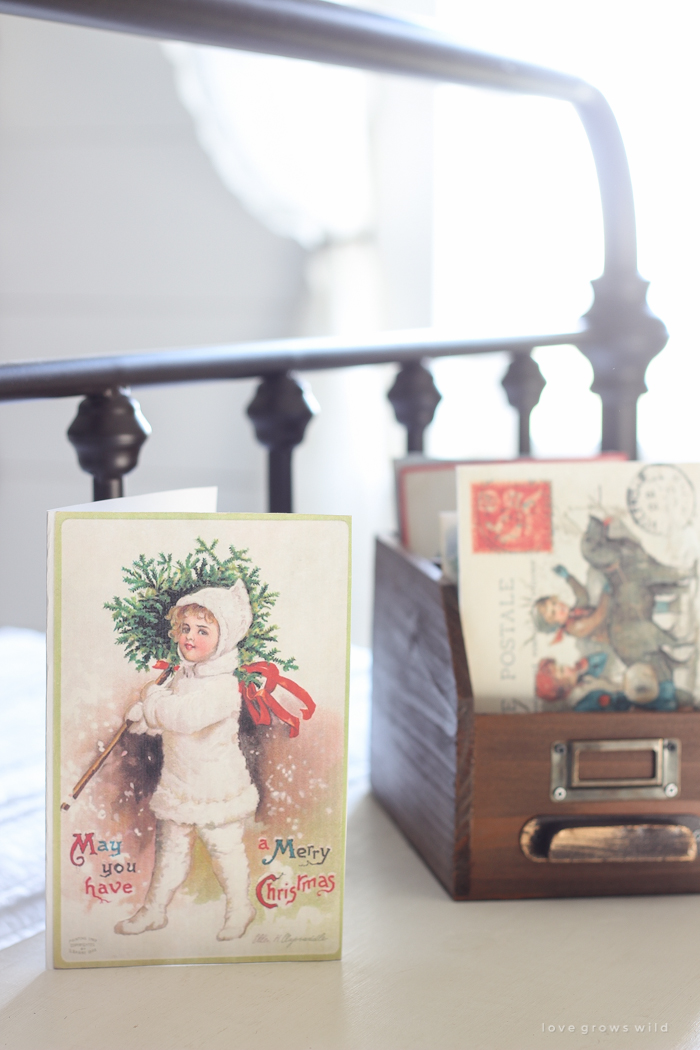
<box><xmin>114</xmin><ymin>904</ymin><xmax>168</xmax><ymax>935</ymax></box>
<box><xmin>115</xmin><ymin>820</ymin><xmax>195</xmax><ymax>935</ymax></box>
<box><xmin>199</xmin><ymin>822</ymin><xmax>255</xmax><ymax>941</ymax></box>
<box><xmin>215</xmin><ymin>902</ymin><xmax>256</xmax><ymax>941</ymax></box>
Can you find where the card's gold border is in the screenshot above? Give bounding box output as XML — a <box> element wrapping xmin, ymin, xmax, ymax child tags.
<box><xmin>51</xmin><ymin>511</ymin><xmax>351</xmax><ymax>969</ymax></box>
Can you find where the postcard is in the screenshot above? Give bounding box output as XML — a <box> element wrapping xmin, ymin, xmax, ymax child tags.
<box><xmin>47</xmin><ymin>497</ymin><xmax>350</xmax><ymax>967</ymax></box>
<box><xmin>456</xmin><ymin>462</ymin><xmax>700</xmax><ymax>714</ymax></box>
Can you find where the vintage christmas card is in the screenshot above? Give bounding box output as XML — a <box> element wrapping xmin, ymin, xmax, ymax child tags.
<box><xmin>47</xmin><ymin>498</ymin><xmax>350</xmax><ymax>968</ymax></box>
<box><xmin>456</xmin><ymin>461</ymin><xmax>700</xmax><ymax>714</ymax></box>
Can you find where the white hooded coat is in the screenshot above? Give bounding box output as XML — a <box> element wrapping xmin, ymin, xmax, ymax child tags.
<box><xmin>137</xmin><ymin>580</ymin><xmax>259</xmax><ymax>827</ymax></box>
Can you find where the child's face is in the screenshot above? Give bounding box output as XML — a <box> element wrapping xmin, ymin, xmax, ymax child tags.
<box><xmin>540</xmin><ymin>597</ymin><xmax>570</xmax><ymax>626</ymax></box>
<box><xmin>178</xmin><ymin>611</ymin><xmax>220</xmax><ymax>663</ymax></box>
<box><xmin>551</xmin><ymin>663</ymin><xmax>579</xmax><ymax>691</ymax></box>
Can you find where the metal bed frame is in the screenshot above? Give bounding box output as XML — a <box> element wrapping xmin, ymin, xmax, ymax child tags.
<box><xmin>0</xmin><ymin>0</ymin><xmax>668</xmax><ymax>509</ymax></box>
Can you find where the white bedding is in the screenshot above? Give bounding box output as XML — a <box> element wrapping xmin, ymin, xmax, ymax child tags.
<box><xmin>0</xmin><ymin>628</ymin><xmax>46</xmax><ymax>951</ymax></box>
<box><xmin>0</xmin><ymin>630</ymin><xmax>371</xmax><ymax>951</ymax></box>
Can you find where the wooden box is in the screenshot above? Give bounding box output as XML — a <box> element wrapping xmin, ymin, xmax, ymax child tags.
<box><xmin>371</xmin><ymin>536</ymin><xmax>700</xmax><ymax>899</ymax></box>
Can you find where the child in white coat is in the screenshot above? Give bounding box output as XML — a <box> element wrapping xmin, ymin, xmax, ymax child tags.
<box><xmin>115</xmin><ymin>580</ymin><xmax>258</xmax><ymax>941</ymax></box>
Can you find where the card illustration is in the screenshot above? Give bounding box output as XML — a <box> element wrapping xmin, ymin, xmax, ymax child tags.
<box><xmin>531</xmin><ymin>514</ymin><xmax>695</xmax><ymax>712</ymax></box>
<box><xmin>48</xmin><ymin>514</ymin><xmax>350</xmax><ymax>967</ymax></box>
<box><xmin>457</xmin><ymin>463</ymin><xmax>700</xmax><ymax>713</ymax></box>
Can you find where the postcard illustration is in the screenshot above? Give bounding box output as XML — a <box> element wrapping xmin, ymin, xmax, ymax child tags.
<box><xmin>47</xmin><ymin>513</ymin><xmax>350</xmax><ymax>967</ymax></box>
<box><xmin>456</xmin><ymin>462</ymin><xmax>700</xmax><ymax>714</ymax></box>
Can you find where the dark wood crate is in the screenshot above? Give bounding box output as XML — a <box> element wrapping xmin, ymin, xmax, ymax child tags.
<box><xmin>371</xmin><ymin>535</ymin><xmax>700</xmax><ymax>900</ymax></box>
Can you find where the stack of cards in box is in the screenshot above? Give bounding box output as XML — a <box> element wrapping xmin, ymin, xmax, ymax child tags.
<box><xmin>397</xmin><ymin>459</ymin><xmax>700</xmax><ymax>715</ymax></box>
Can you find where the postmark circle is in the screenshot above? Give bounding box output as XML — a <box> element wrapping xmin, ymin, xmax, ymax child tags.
<box><xmin>627</xmin><ymin>465</ymin><xmax>695</xmax><ymax>535</ymax></box>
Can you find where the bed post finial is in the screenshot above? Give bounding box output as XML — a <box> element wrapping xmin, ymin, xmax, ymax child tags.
<box><xmin>388</xmin><ymin>360</ymin><xmax>441</xmax><ymax>455</ymax></box>
<box><xmin>67</xmin><ymin>387</ymin><xmax>151</xmax><ymax>501</ymax></box>
<box><xmin>247</xmin><ymin>372</ymin><xmax>317</xmax><ymax>513</ymax></box>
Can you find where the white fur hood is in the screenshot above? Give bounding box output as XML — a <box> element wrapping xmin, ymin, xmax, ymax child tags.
<box><xmin>176</xmin><ymin>579</ymin><xmax>253</xmax><ymax>675</ymax></box>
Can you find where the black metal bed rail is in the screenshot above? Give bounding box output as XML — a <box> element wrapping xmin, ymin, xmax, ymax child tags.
<box><xmin>0</xmin><ymin>329</ymin><xmax>575</xmax><ymax>508</ymax></box>
<box><xmin>0</xmin><ymin>0</ymin><xmax>670</xmax><ymax>509</ymax></box>
<box><xmin>0</xmin><ymin>330</ymin><xmax>581</xmax><ymax>400</ymax></box>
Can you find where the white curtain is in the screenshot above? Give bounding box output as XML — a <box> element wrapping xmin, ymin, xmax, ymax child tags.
<box><xmin>163</xmin><ymin>43</ymin><xmax>374</xmax><ymax>251</ymax></box>
<box><xmin>162</xmin><ymin>41</ymin><xmax>379</xmax><ymax>335</ymax></box>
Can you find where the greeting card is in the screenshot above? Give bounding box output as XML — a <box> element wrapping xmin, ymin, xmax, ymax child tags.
<box><xmin>47</xmin><ymin>492</ymin><xmax>350</xmax><ymax>967</ymax></box>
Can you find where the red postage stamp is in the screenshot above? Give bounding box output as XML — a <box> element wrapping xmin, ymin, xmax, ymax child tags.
<box><xmin>471</xmin><ymin>481</ymin><xmax>552</xmax><ymax>553</ymax></box>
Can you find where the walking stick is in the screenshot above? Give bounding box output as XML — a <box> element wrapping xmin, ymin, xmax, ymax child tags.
<box><xmin>60</xmin><ymin>720</ymin><xmax>133</xmax><ymax>811</ymax></box>
<box><xmin>60</xmin><ymin>663</ymin><xmax>175</xmax><ymax>812</ymax></box>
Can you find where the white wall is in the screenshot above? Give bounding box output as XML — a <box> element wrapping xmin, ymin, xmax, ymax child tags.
<box><xmin>0</xmin><ymin>15</ymin><xmax>307</xmax><ymax>630</ymax></box>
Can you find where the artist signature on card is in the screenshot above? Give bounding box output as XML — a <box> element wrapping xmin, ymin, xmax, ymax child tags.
<box><xmin>253</xmin><ymin>932</ymin><xmax>328</xmax><ymax>949</ymax></box>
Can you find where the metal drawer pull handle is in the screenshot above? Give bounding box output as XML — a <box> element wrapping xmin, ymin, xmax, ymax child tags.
<box><xmin>521</xmin><ymin>818</ymin><xmax>699</xmax><ymax>863</ymax></box>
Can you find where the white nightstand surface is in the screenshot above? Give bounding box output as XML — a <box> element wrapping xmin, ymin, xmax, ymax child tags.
<box><xmin>3</xmin><ymin>791</ymin><xmax>700</xmax><ymax>1050</ymax></box>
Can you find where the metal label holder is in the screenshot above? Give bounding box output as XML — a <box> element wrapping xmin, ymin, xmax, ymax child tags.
<box><xmin>550</xmin><ymin>737</ymin><xmax>680</xmax><ymax>802</ymax></box>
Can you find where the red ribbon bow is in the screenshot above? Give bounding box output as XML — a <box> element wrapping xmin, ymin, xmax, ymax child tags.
<box><xmin>239</xmin><ymin>661</ymin><xmax>315</xmax><ymax>738</ymax></box>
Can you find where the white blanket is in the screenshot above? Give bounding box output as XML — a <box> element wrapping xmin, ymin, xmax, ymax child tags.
<box><xmin>0</xmin><ymin>628</ymin><xmax>46</xmax><ymax>951</ymax></box>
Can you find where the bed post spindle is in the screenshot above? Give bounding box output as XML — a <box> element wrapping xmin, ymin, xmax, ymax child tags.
<box><xmin>67</xmin><ymin>388</ymin><xmax>151</xmax><ymax>501</ymax></box>
<box><xmin>388</xmin><ymin>361</ymin><xmax>441</xmax><ymax>455</ymax></box>
<box><xmin>579</xmin><ymin>274</ymin><xmax>668</xmax><ymax>460</ymax></box>
<box><xmin>247</xmin><ymin>372</ymin><xmax>317</xmax><ymax>513</ymax></box>
<box><xmin>501</xmin><ymin>351</ymin><xmax>546</xmax><ymax>457</ymax></box>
